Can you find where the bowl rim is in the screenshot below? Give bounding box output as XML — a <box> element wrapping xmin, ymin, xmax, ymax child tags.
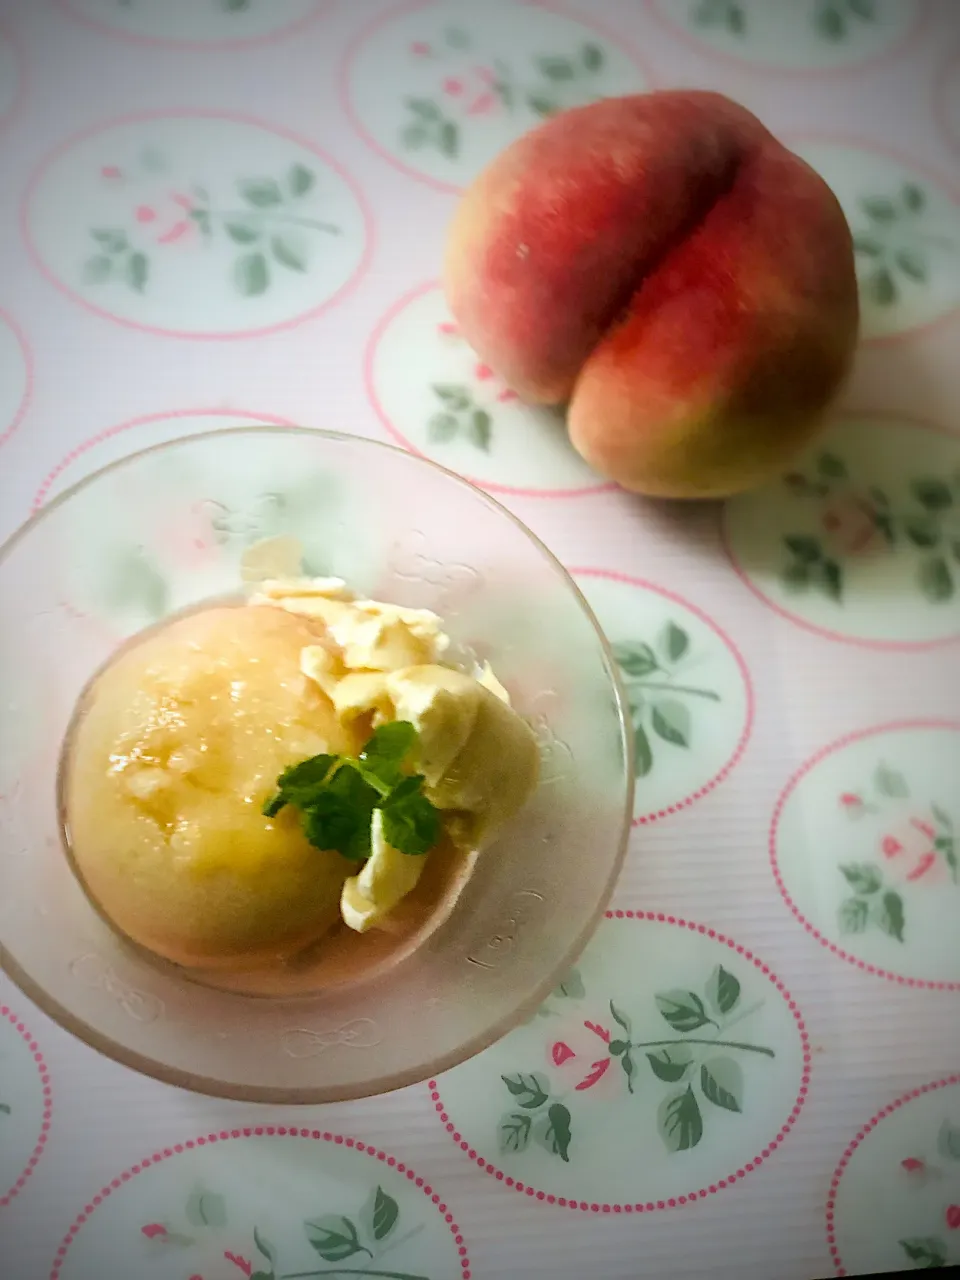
<box><xmin>0</xmin><ymin>423</ymin><xmax>635</xmax><ymax>1102</ymax></box>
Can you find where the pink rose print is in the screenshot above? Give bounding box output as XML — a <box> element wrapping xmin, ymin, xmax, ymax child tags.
<box><xmin>501</xmin><ymin>968</ymin><xmax>774</xmax><ymax>1163</ymax></box>
<box><xmin>837</xmin><ymin>768</ymin><xmax>956</xmax><ymax>945</ymax></box>
<box><xmin>781</xmin><ymin>450</ymin><xmax>960</xmax><ymax>605</ymax></box>
<box><xmin>141</xmin><ymin>1224</ymin><xmax>168</xmax><ymax>1240</ymax></box>
<box><xmin>881</xmin><ymin>813</ymin><xmax>951</xmax><ymax>885</ymax></box>
<box><xmin>400</xmin><ymin>30</ymin><xmax>608</xmax><ymax>160</ymax></box>
<box><xmin>84</xmin><ymin>158</ymin><xmax>339</xmax><ymax>299</ymax></box>
<box><xmin>133</xmin><ymin>190</ymin><xmax>199</xmax><ymax>248</ymax></box>
<box><xmin>820</xmin><ymin>493</ymin><xmax>886</xmax><ymax>558</ymax></box>
<box><xmin>547</xmin><ymin>1017</ymin><xmax>618</xmax><ymax>1097</ymax></box>
<box><xmin>947</xmin><ymin>1205</ymin><xmax>960</xmax><ymax>1230</ymax></box>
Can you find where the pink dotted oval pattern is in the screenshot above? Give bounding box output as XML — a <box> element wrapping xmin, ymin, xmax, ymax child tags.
<box><xmin>0</xmin><ymin>1002</ymin><xmax>53</xmax><ymax>1208</ymax></box>
<box><xmin>22</xmin><ymin>111</ymin><xmax>372</xmax><ymax>340</ymax></box>
<box><xmin>56</xmin><ymin>0</ymin><xmax>332</xmax><ymax>50</ymax></box>
<box><xmin>366</xmin><ymin>281</ymin><xmax>611</xmax><ymax>498</ymax></box>
<box><xmin>429</xmin><ymin>913</ymin><xmax>809</xmax><ymax>1211</ymax></box>
<box><xmin>572</xmin><ymin>570</ymin><xmax>753</xmax><ymax>825</ymax></box>
<box><xmin>0</xmin><ymin>309</ymin><xmax>32</xmax><ymax>452</ymax></box>
<box><xmin>826</xmin><ymin>1076</ymin><xmax>960</xmax><ymax>1276</ymax></box>
<box><xmin>50</xmin><ymin>1130</ymin><xmax>469</xmax><ymax>1280</ymax></box>
<box><xmin>722</xmin><ymin>413</ymin><xmax>960</xmax><ymax>650</ymax></box>
<box><xmin>342</xmin><ymin>0</ymin><xmax>652</xmax><ymax>193</ymax></box>
<box><xmin>647</xmin><ymin>0</ymin><xmax>922</xmax><ymax>74</ymax></box>
<box><xmin>770</xmin><ymin>720</ymin><xmax>960</xmax><ymax>989</ymax></box>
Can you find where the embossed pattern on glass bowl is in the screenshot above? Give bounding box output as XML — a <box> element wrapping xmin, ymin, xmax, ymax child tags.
<box><xmin>0</xmin><ymin>427</ymin><xmax>632</xmax><ymax>1102</ymax></box>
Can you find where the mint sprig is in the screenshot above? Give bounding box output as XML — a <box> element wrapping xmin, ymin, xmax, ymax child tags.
<box><xmin>262</xmin><ymin>721</ymin><xmax>439</xmax><ymax>861</ymax></box>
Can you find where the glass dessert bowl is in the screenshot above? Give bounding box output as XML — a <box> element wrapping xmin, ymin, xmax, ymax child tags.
<box><xmin>0</xmin><ymin>428</ymin><xmax>632</xmax><ymax>1102</ymax></box>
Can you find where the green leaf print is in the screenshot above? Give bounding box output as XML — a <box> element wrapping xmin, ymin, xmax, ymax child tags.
<box><xmin>469</xmin><ymin>409</ymin><xmax>492</xmax><ymax>451</ymax></box>
<box><xmin>305</xmin><ymin>1215</ymin><xmax>371</xmax><ymax>1263</ymax></box>
<box><xmin>610</xmin><ymin>1000</ymin><xmax>633</xmax><ymax>1037</ymax></box>
<box><xmin>499</xmin><ymin>1112</ymin><xmax>532</xmax><ymax>1153</ymax></box>
<box><xmin>613</xmin><ymin>641</ymin><xmax>658</xmax><ymax>678</ymax></box>
<box><xmin>83</xmin><ymin>254</ymin><xmax>113</xmax><ymax>284</ymax></box>
<box><xmin>660</xmin><ymin>620</ymin><xmax>690</xmax><ymax>663</ymax></box>
<box><xmin>651</xmin><ymin>699</ymin><xmax>691</xmax><ymax>748</ymax></box>
<box><xmin>443</xmin><ymin>25</ymin><xmax>471</xmax><ymax>50</ymax></box>
<box><xmin>535</xmin><ymin>1103</ymin><xmax>572</xmax><ymax>1162</ymax></box>
<box><xmin>817</xmin><ymin>452</ymin><xmax>848</xmax><ymax>480</ymax></box>
<box><xmin>918</xmin><ymin>556</ymin><xmax>954</xmax><ymax>603</ymax></box>
<box><xmin>581</xmin><ymin>43</ymin><xmax>604</xmax><ymax>71</ymax></box>
<box><xmin>0</xmin><ymin>1103</ymin><xmax>10</xmax><ymax>1115</ymax></box>
<box><xmin>904</xmin><ymin>516</ymin><xmax>941</xmax><ymax>548</ymax></box>
<box><xmin>816</xmin><ymin>558</ymin><xmax>843</xmax><ymax>602</ymax></box>
<box><xmin>235</xmin><ymin>251</ymin><xmax>270</xmax><ymax>297</ymax></box>
<box><xmin>655</xmin><ymin>990</ymin><xmax>715</xmax><ymax>1033</ymax></box>
<box><xmin>700</xmin><ymin>1057</ymin><xmax>744</xmax><ymax>1113</ymax></box>
<box><xmin>645</xmin><ymin>1044</ymin><xmax>694</xmax><ymax>1083</ymax></box>
<box><xmin>937</xmin><ymin>1118</ymin><xmax>960</xmax><ymax>1160</ymax></box>
<box><xmin>226</xmin><ymin>219</ymin><xmax>260</xmax><ymax>244</ymax></box>
<box><xmin>838</xmin><ymin>896</ymin><xmax>869</xmax><ymax>934</ymax></box>
<box><xmin>126</xmin><ymin>252</ymin><xmax>148</xmax><ymax>292</ymax></box>
<box><xmin>427</xmin><ymin>385</ymin><xmax>496</xmax><ymax>451</ymax></box>
<box><xmin>526</xmin><ymin>94</ymin><xmax>557</xmax><ymax>118</ymax></box>
<box><xmin>254</xmin><ymin>1226</ymin><xmax>277</xmax><ymax>1267</ymax></box>
<box><xmin>501</xmin><ymin>1071</ymin><xmax>550</xmax><ymax>1109</ymax></box>
<box><xmin>108</xmin><ymin>552</ymin><xmax>168</xmax><ymax>620</ymax></box>
<box><xmin>439</xmin><ymin>121</ymin><xmax>458</xmax><ymax>158</ymax></box>
<box><xmin>899</xmin><ymin>1237</ymin><xmax>947</xmax><ymax>1268</ymax></box>
<box><xmin>658</xmin><ymin>1085</ymin><xmax>704</xmax><ymax>1153</ymax></box>
<box><xmin>92</xmin><ymin>228</ymin><xmax>129</xmax><ymax>253</ymax></box>
<box><xmin>288</xmin><ymin>163</ymin><xmax>315</xmax><ymax>198</ymax></box>
<box><xmin>185</xmin><ymin>1188</ymin><xmax>227</xmax><ymax>1229</ymax></box>
<box><xmin>784</xmin><ymin>534</ymin><xmax>822</xmax><ymax>562</ymax></box>
<box><xmin>239</xmin><ymin>177</ymin><xmax>283</xmax><ymax>207</ymax></box>
<box><xmin>874</xmin><ymin>763</ymin><xmax>909</xmax><ymax>799</ymax></box>
<box><xmin>633</xmin><ymin>723</ymin><xmax>653</xmax><ymax>778</ymax></box>
<box><xmin>536</xmin><ymin>55</ymin><xmax>575</xmax><ymax>81</ymax></box>
<box><xmin>614</xmin><ymin>626</ymin><xmax>719</xmax><ymax>779</ymax></box>
<box><xmin>705</xmin><ymin>964</ymin><xmax>741</xmax><ymax>1015</ymax></box>
<box><xmin>839</xmin><ymin>862</ymin><xmax>883</xmax><ymax>895</ymax></box>
<box><xmin>271</xmin><ymin>234</ymin><xmax>308</xmax><ymax>273</ymax></box>
<box><xmin>874</xmin><ymin>890</ymin><xmax>906</xmax><ymax>943</ymax></box>
<box><xmin>912</xmin><ymin>478</ymin><xmax>953</xmax><ymax>511</ymax></box>
<box><xmin>865</xmin><ymin>266</ymin><xmax>897</xmax><ymax>306</ymax></box>
<box><xmin>692</xmin><ymin>0</ymin><xmax>746</xmax><ymax>35</ymax></box>
<box><xmin>553</xmin><ymin>969</ymin><xmax>585</xmax><ymax>999</ymax></box>
<box><xmin>370</xmin><ymin>1186</ymin><xmax>399</xmax><ymax>1241</ymax></box>
<box><xmin>896</xmin><ymin>248</ymin><xmax>927</xmax><ymax>283</ymax></box>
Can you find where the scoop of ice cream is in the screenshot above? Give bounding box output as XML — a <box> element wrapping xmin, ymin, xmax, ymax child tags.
<box><xmin>65</xmin><ymin>604</ymin><xmax>362</xmax><ymax>969</ymax></box>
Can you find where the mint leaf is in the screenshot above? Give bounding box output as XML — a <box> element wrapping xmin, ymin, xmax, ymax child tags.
<box><xmin>380</xmin><ymin>774</ymin><xmax>439</xmax><ymax>856</ymax></box>
<box><xmin>358</xmin><ymin>720</ymin><xmax>417</xmax><ymax>794</ymax></box>
<box><xmin>303</xmin><ymin>792</ymin><xmax>371</xmax><ymax>862</ymax></box>
<box><xmin>263</xmin><ymin>753</ymin><xmax>335</xmax><ymax>816</ymax></box>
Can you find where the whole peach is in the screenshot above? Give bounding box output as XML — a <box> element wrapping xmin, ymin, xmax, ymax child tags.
<box><xmin>444</xmin><ymin>91</ymin><xmax>859</xmax><ymax>499</ymax></box>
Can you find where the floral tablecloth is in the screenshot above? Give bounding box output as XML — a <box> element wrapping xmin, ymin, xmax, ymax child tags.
<box><xmin>1</xmin><ymin>2</ymin><xmax>959</xmax><ymax>1278</ymax></box>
